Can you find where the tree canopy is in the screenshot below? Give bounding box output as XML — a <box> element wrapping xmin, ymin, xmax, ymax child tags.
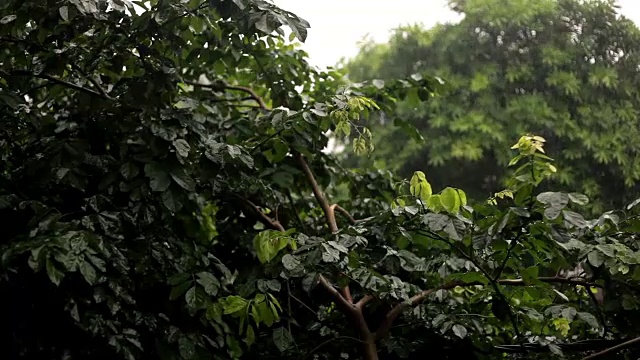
<box><xmin>2</xmin><ymin>1</ymin><xmax>640</xmax><ymax>360</ymax></box>
<box><xmin>340</xmin><ymin>0</ymin><xmax>640</xmax><ymax>214</ymax></box>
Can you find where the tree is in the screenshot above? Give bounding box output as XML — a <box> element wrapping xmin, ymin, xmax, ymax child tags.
<box><xmin>2</xmin><ymin>1</ymin><xmax>640</xmax><ymax>360</ymax></box>
<box><xmin>340</xmin><ymin>0</ymin><xmax>640</xmax><ymax>214</ymax></box>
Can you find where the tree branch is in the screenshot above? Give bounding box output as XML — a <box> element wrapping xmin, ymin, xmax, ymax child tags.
<box><xmin>71</xmin><ymin>64</ymin><xmax>112</xmax><ymax>99</ymax></box>
<box><xmin>237</xmin><ymin>196</ymin><xmax>285</xmax><ymax>232</ymax></box>
<box><xmin>582</xmin><ymin>336</ymin><xmax>640</xmax><ymax>360</ymax></box>
<box><xmin>375</xmin><ymin>276</ymin><xmax>605</xmax><ymax>340</ymax></box>
<box><xmin>186</xmin><ymin>80</ymin><xmax>268</xmax><ymax>110</ymax></box>
<box><xmin>333</xmin><ymin>204</ymin><xmax>357</xmax><ymax>224</ymax></box>
<box><xmin>295</xmin><ymin>153</ymin><xmax>338</xmax><ymax>233</ymax></box>
<box><xmin>8</xmin><ymin>70</ymin><xmax>113</xmax><ymax>100</ymax></box>
<box><xmin>318</xmin><ymin>274</ymin><xmax>358</xmax><ymax>317</ymax></box>
<box><xmin>355</xmin><ymin>295</ymin><xmax>375</xmax><ymax>310</ymax></box>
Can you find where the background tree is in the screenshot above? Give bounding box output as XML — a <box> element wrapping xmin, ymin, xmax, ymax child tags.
<box><xmin>340</xmin><ymin>0</ymin><xmax>640</xmax><ymax>214</ymax></box>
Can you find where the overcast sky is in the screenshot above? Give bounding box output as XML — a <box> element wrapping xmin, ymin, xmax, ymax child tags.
<box><xmin>272</xmin><ymin>0</ymin><xmax>640</xmax><ymax>69</ymax></box>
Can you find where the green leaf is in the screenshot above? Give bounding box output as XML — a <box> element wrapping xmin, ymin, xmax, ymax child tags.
<box><xmin>145</xmin><ymin>164</ymin><xmax>171</xmax><ymax>192</ymax></box>
<box><xmin>561</xmin><ymin>306</ymin><xmax>577</xmax><ymax>321</ymax></box>
<box><xmin>562</xmin><ymin>210</ymin><xmax>587</xmax><ymax>228</ymax></box>
<box><xmin>568</xmin><ymin>193</ymin><xmax>589</xmax><ymax>205</ymax></box>
<box><xmin>120</xmin><ymin>162</ymin><xmax>139</xmax><ymax>180</ymax></box>
<box><xmin>426</xmin><ymin>194</ymin><xmax>443</xmax><ymax>211</ymax></box>
<box><xmin>282</xmin><ymin>254</ymin><xmax>300</xmax><ymax>270</ymax></box>
<box><xmin>0</xmin><ymin>15</ymin><xmax>17</xmax><ymax>24</ymax></box>
<box><xmin>196</xmin><ymin>272</ymin><xmax>220</xmax><ymax>296</ymax></box>
<box><xmin>549</xmin><ymin>344</ymin><xmax>563</xmax><ymax>356</ymax></box>
<box><xmin>173</xmin><ymin>139</ymin><xmax>191</xmax><ymax>157</ymax></box>
<box><xmin>253</xmin><ymin>230</ymin><xmax>291</xmax><ymax>264</ymax></box>
<box><xmin>222</xmin><ymin>296</ymin><xmax>248</xmax><ymax>314</ymax></box>
<box><xmin>168</xmin><ymin>273</ymin><xmax>191</xmax><ymax>286</ymax></box>
<box><xmin>185</xmin><ymin>286</ymin><xmax>197</xmax><ymax>307</ymax></box>
<box><xmin>577</xmin><ymin>312</ymin><xmax>599</xmax><ymax>328</ymax></box>
<box><xmin>79</xmin><ymin>261</ymin><xmax>97</xmax><ymax>285</ymax></box>
<box><xmin>321</xmin><ymin>243</ymin><xmax>340</xmax><ymax>263</ymax></box>
<box><xmin>178</xmin><ymin>336</ymin><xmax>196</xmax><ymax>359</ymax></box>
<box><xmin>59</xmin><ymin>6</ymin><xmax>69</xmax><ymax>21</ymax></box>
<box><xmin>595</xmin><ymin>244</ymin><xmax>615</xmax><ymax>257</ymax></box>
<box><xmin>452</xmin><ymin>324</ymin><xmax>467</xmax><ymax>338</ymax></box>
<box><xmin>537</xmin><ymin>192</ymin><xmax>569</xmax><ymax>220</ymax></box>
<box><xmin>46</xmin><ymin>258</ymin><xmax>64</xmax><ymax>286</ymax></box>
<box><xmin>170</xmin><ymin>281</ymin><xmax>192</xmax><ymax>300</ymax></box>
<box><xmin>521</xmin><ymin>266</ymin><xmax>539</xmax><ymax>285</ymax></box>
<box><xmin>162</xmin><ymin>189</ymin><xmax>182</xmax><ymax>212</ymax></box>
<box><xmin>410</xmin><ymin>171</ymin><xmax>432</xmax><ymax>200</ymax></box>
<box><xmin>587</xmin><ymin>251</ymin><xmax>605</xmax><ymax>267</ymax></box>
<box><xmin>170</xmin><ymin>169</ymin><xmax>196</xmax><ymax>191</ymax></box>
<box><xmin>245</xmin><ymin>325</ymin><xmax>255</xmax><ymax>346</ymax></box>
<box><xmin>272</xmin><ymin>327</ymin><xmax>294</xmax><ymax>353</ymax></box>
<box><xmin>440</xmin><ymin>187</ymin><xmax>461</xmax><ymax>214</ymax></box>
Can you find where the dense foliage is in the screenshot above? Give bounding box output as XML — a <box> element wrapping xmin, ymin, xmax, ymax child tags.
<box><xmin>2</xmin><ymin>1</ymin><xmax>640</xmax><ymax>360</ymax></box>
<box><xmin>340</xmin><ymin>0</ymin><xmax>640</xmax><ymax>214</ymax></box>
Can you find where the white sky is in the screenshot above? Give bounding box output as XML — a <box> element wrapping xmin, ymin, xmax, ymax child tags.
<box><xmin>272</xmin><ymin>0</ymin><xmax>640</xmax><ymax>69</ymax></box>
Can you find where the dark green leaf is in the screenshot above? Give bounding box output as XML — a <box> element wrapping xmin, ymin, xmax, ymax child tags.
<box><xmin>196</xmin><ymin>272</ymin><xmax>220</xmax><ymax>296</ymax></box>
<box><xmin>79</xmin><ymin>261</ymin><xmax>97</xmax><ymax>285</ymax></box>
<box><xmin>185</xmin><ymin>287</ymin><xmax>197</xmax><ymax>307</ymax></box>
<box><xmin>46</xmin><ymin>258</ymin><xmax>64</xmax><ymax>286</ymax></box>
<box><xmin>577</xmin><ymin>312</ymin><xmax>599</xmax><ymax>328</ymax></box>
<box><xmin>587</xmin><ymin>251</ymin><xmax>605</xmax><ymax>267</ymax></box>
<box><xmin>170</xmin><ymin>169</ymin><xmax>196</xmax><ymax>191</ymax></box>
<box><xmin>282</xmin><ymin>254</ymin><xmax>300</xmax><ymax>270</ymax></box>
<box><xmin>170</xmin><ymin>281</ymin><xmax>192</xmax><ymax>300</ymax></box>
<box><xmin>272</xmin><ymin>327</ymin><xmax>294</xmax><ymax>352</ymax></box>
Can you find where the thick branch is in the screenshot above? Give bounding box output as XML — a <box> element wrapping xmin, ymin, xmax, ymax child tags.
<box><xmin>333</xmin><ymin>204</ymin><xmax>356</xmax><ymax>224</ymax></box>
<box><xmin>341</xmin><ymin>286</ymin><xmax>354</xmax><ymax>303</ymax></box>
<box><xmin>8</xmin><ymin>70</ymin><xmax>113</xmax><ymax>100</ymax></box>
<box><xmin>582</xmin><ymin>336</ymin><xmax>640</xmax><ymax>359</ymax></box>
<box><xmin>186</xmin><ymin>80</ymin><xmax>268</xmax><ymax>110</ymax></box>
<box><xmin>238</xmin><ymin>197</ymin><xmax>285</xmax><ymax>232</ymax></box>
<box><xmin>355</xmin><ymin>295</ymin><xmax>375</xmax><ymax>310</ymax></box>
<box><xmin>376</xmin><ymin>282</ymin><xmax>461</xmax><ymax>340</ymax></box>
<box><xmin>318</xmin><ymin>275</ymin><xmax>358</xmax><ymax>317</ymax></box>
<box><xmin>295</xmin><ymin>153</ymin><xmax>338</xmax><ymax>233</ymax></box>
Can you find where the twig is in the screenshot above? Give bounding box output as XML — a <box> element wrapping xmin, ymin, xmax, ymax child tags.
<box><xmin>584</xmin><ymin>286</ymin><xmax>608</xmax><ymax>335</ymax></box>
<box><xmin>251</xmin><ymin>128</ymin><xmax>286</xmax><ymax>152</ymax></box>
<box><xmin>236</xmin><ymin>196</ymin><xmax>285</xmax><ymax>232</ymax></box>
<box><xmin>289</xmin><ymin>293</ymin><xmax>316</xmax><ymax>315</ymax></box>
<box><xmin>582</xmin><ymin>336</ymin><xmax>640</xmax><ymax>360</ymax></box>
<box><xmin>494</xmin><ymin>239</ymin><xmax>518</xmax><ymax>281</ymax></box>
<box><xmin>71</xmin><ymin>64</ymin><xmax>112</xmax><ymax>99</ymax></box>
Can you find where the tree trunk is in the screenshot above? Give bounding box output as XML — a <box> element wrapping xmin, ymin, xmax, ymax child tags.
<box><xmin>361</xmin><ymin>333</ymin><xmax>379</xmax><ymax>360</ymax></box>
